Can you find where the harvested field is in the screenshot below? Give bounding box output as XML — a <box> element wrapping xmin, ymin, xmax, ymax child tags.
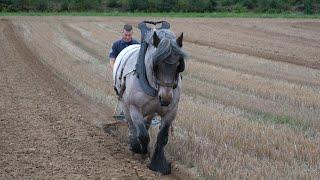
<box><xmin>1</xmin><ymin>16</ymin><xmax>319</xmax><ymax>179</ymax></box>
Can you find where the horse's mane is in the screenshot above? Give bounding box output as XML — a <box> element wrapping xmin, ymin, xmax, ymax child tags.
<box><xmin>145</xmin><ymin>29</ymin><xmax>176</xmax><ymax>45</ymax></box>
<box><xmin>145</xmin><ymin>29</ymin><xmax>187</xmax><ymax>63</ymax></box>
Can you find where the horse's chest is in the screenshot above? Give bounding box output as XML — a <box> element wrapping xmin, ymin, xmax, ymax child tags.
<box><xmin>141</xmin><ymin>99</ymin><xmax>171</xmax><ymax>115</ymax></box>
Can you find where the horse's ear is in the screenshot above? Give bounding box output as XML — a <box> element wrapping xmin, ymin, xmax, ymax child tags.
<box><xmin>176</xmin><ymin>32</ymin><xmax>183</xmax><ymax>47</ymax></box>
<box><xmin>153</xmin><ymin>32</ymin><xmax>160</xmax><ymax>47</ymax></box>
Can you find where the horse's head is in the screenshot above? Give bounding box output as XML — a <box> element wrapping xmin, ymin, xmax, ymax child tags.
<box><xmin>152</xmin><ymin>31</ymin><xmax>186</xmax><ymax>106</ymax></box>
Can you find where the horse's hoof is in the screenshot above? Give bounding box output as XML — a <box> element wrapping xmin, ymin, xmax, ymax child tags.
<box><xmin>148</xmin><ymin>161</ymin><xmax>171</xmax><ymax>175</ymax></box>
<box><xmin>129</xmin><ymin>137</ymin><xmax>148</xmax><ymax>154</ymax></box>
<box><xmin>129</xmin><ymin>138</ymin><xmax>142</xmax><ymax>154</ymax></box>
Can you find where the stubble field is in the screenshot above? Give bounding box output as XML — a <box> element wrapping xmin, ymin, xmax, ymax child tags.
<box><xmin>1</xmin><ymin>16</ymin><xmax>319</xmax><ymax>179</ymax></box>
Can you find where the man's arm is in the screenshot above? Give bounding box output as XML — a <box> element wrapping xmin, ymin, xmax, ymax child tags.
<box><xmin>109</xmin><ymin>42</ymin><xmax>117</xmax><ymax>70</ymax></box>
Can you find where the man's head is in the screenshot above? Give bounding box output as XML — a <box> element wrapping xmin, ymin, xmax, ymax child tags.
<box><xmin>122</xmin><ymin>24</ymin><xmax>133</xmax><ymax>42</ymax></box>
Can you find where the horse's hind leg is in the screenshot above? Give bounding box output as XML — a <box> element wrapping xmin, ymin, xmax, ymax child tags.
<box><xmin>126</xmin><ymin>105</ymin><xmax>150</xmax><ymax>154</ymax></box>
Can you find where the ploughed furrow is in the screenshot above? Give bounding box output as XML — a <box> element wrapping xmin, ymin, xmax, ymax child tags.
<box><xmin>184</xmin><ymin>41</ymin><xmax>320</xmax><ymax>88</ymax></box>
<box><xmin>61</xmin><ymin>22</ymin><xmax>106</xmax><ymax>62</ymax></box>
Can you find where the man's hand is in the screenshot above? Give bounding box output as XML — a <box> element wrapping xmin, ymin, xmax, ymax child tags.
<box><xmin>109</xmin><ymin>58</ymin><xmax>115</xmax><ymax>70</ymax></box>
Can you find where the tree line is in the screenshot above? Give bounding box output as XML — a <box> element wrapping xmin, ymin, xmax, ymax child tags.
<box><xmin>1</xmin><ymin>0</ymin><xmax>319</xmax><ymax>14</ymax></box>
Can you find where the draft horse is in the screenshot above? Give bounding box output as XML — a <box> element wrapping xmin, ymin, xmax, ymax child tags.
<box><xmin>113</xmin><ymin>21</ymin><xmax>187</xmax><ymax>174</ymax></box>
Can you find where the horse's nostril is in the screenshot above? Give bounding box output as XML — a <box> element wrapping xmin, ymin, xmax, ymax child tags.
<box><xmin>159</xmin><ymin>96</ymin><xmax>170</xmax><ymax>106</ymax></box>
<box><xmin>161</xmin><ymin>102</ymin><xmax>170</xmax><ymax>106</ymax></box>
<box><xmin>159</xmin><ymin>96</ymin><xmax>164</xmax><ymax>106</ymax></box>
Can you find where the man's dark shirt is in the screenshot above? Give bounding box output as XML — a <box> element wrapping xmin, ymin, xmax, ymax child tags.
<box><xmin>109</xmin><ymin>39</ymin><xmax>139</xmax><ymax>59</ymax></box>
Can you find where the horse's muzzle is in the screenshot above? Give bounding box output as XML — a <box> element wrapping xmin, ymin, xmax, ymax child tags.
<box><xmin>158</xmin><ymin>87</ymin><xmax>173</xmax><ymax>106</ymax></box>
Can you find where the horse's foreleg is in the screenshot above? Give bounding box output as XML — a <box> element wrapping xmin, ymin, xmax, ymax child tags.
<box><xmin>127</xmin><ymin>105</ymin><xmax>150</xmax><ymax>154</ymax></box>
<box><xmin>149</xmin><ymin>122</ymin><xmax>171</xmax><ymax>174</ymax></box>
<box><xmin>149</xmin><ymin>109</ymin><xmax>177</xmax><ymax>175</ymax></box>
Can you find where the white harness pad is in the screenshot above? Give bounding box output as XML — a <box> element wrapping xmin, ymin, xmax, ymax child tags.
<box><xmin>113</xmin><ymin>44</ymin><xmax>140</xmax><ymax>94</ymax></box>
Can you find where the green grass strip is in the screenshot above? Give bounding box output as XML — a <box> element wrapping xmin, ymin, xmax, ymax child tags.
<box><xmin>1</xmin><ymin>11</ymin><xmax>320</xmax><ymax>18</ymax></box>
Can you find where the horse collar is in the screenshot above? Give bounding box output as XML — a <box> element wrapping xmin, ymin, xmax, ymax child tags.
<box><xmin>135</xmin><ymin>41</ymin><xmax>158</xmax><ymax>97</ymax></box>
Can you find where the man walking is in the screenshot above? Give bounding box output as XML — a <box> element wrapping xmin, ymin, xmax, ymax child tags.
<box><xmin>109</xmin><ymin>23</ymin><xmax>139</xmax><ymax>69</ymax></box>
<box><xmin>108</xmin><ymin>23</ymin><xmax>139</xmax><ymax>120</ymax></box>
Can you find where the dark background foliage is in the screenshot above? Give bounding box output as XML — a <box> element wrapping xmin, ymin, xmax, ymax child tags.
<box><xmin>1</xmin><ymin>0</ymin><xmax>319</xmax><ymax>14</ymax></box>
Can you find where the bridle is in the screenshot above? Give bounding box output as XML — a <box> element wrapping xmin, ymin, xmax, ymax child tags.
<box><xmin>155</xmin><ymin>79</ymin><xmax>178</xmax><ymax>89</ymax></box>
<box><xmin>154</xmin><ymin>62</ymin><xmax>179</xmax><ymax>90</ymax></box>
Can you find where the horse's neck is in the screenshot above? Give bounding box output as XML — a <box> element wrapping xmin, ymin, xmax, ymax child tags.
<box><xmin>145</xmin><ymin>47</ymin><xmax>157</xmax><ymax>89</ymax></box>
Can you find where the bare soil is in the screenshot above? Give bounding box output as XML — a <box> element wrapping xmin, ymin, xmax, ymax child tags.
<box><xmin>0</xmin><ymin>19</ymin><xmax>187</xmax><ymax>180</ymax></box>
